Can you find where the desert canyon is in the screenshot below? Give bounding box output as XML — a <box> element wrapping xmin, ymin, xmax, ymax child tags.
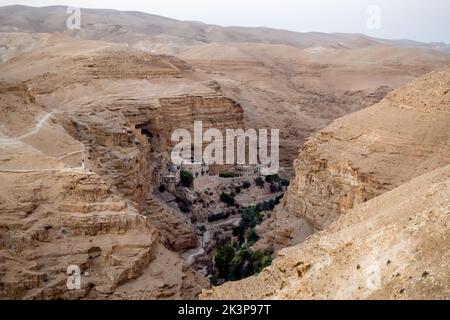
<box><xmin>0</xmin><ymin>5</ymin><xmax>449</xmax><ymax>300</ymax></box>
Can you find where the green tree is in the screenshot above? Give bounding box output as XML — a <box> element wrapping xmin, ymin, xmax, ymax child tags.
<box><xmin>280</xmin><ymin>179</ymin><xmax>290</xmax><ymax>187</ymax></box>
<box><xmin>180</xmin><ymin>170</ymin><xmax>194</xmax><ymax>188</ymax></box>
<box><xmin>255</xmin><ymin>176</ymin><xmax>265</xmax><ymax>188</ymax></box>
<box><xmin>228</xmin><ymin>254</ymin><xmax>243</xmax><ymax>281</ymax></box>
<box><xmin>220</xmin><ymin>192</ymin><xmax>236</xmax><ymax>206</ymax></box>
<box><xmin>214</xmin><ymin>244</ymin><xmax>236</xmax><ymax>279</ymax></box>
<box><xmin>247</xmin><ymin>228</ymin><xmax>259</xmax><ymax>244</ymax></box>
<box><xmin>265</xmin><ymin>174</ymin><xmax>281</xmax><ymax>183</ymax></box>
<box><xmin>253</xmin><ymin>252</ymin><xmax>273</xmax><ymax>273</ymax></box>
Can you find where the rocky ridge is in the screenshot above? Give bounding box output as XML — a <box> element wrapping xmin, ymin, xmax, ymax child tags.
<box><xmin>202</xmin><ymin>67</ymin><xmax>450</xmax><ymax>299</ymax></box>
<box><xmin>0</xmin><ymin>38</ymin><xmax>245</xmax><ymax>299</ymax></box>
<box><xmin>255</xmin><ymin>67</ymin><xmax>450</xmax><ymax>252</ymax></box>
<box><xmin>202</xmin><ymin>164</ymin><xmax>450</xmax><ymax>299</ymax></box>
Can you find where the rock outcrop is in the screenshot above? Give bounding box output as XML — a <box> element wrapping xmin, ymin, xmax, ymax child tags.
<box><xmin>0</xmin><ymin>38</ymin><xmax>247</xmax><ymax>299</ymax></box>
<box><xmin>202</xmin><ymin>67</ymin><xmax>450</xmax><ymax>299</ymax></box>
<box><xmin>256</xmin><ymin>67</ymin><xmax>450</xmax><ymax>251</ymax></box>
<box><xmin>202</xmin><ymin>164</ymin><xmax>450</xmax><ymax>300</ymax></box>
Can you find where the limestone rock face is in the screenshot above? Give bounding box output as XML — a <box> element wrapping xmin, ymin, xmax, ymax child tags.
<box><xmin>201</xmin><ymin>67</ymin><xmax>450</xmax><ymax>299</ymax></box>
<box><xmin>202</xmin><ymin>164</ymin><xmax>450</xmax><ymax>300</ymax></box>
<box><xmin>0</xmin><ymin>38</ymin><xmax>253</xmax><ymax>299</ymax></box>
<box><xmin>0</xmin><ymin>158</ymin><xmax>157</xmax><ymax>299</ymax></box>
<box><xmin>257</xmin><ymin>67</ymin><xmax>450</xmax><ymax>251</ymax></box>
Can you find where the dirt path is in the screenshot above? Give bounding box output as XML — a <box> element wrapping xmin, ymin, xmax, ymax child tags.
<box><xmin>0</xmin><ymin>111</ymin><xmax>55</xmax><ymax>143</ymax></box>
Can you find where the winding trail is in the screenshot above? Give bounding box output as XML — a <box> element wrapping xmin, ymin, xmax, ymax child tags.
<box><xmin>0</xmin><ymin>112</ymin><xmax>54</xmax><ymax>143</ymax></box>
<box><xmin>0</xmin><ymin>111</ymin><xmax>89</xmax><ymax>173</ymax></box>
<box><xmin>58</xmin><ymin>150</ymin><xmax>83</xmax><ymax>160</ymax></box>
<box><xmin>0</xmin><ymin>167</ymin><xmax>92</xmax><ymax>174</ymax></box>
<box><xmin>183</xmin><ymin>215</ymin><xmax>242</xmax><ymax>266</ymax></box>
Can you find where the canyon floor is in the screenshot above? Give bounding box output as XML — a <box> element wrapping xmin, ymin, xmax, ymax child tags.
<box><xmin>0</xmin><ymin>5</ymin><xmax>449</xmax><ymax>300</ymax></box>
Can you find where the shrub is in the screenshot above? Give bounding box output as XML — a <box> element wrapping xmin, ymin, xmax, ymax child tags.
<box><xmin>242</xmin><ymin>181</ymin><xmax>251</xmax><ymax>189</ymax></box>
<box><xmin>280</xmin><ymin>179</ymin><xmax>290</xmax><ymax>187</ymax></box>
<box><xmin>214</xmin><ymin>243</ymin><xmax>236</xmax><ymax>279</ymax></box>
<box><xmin>220</xmin><ymin>192</ymin><xmax>236</xmax><ymax>206</ymax></box>
<box><xmin>255</xmin><ymin>177</ymin><xmax>265</xmax><ymax>188</ymax></box>
<box><xmin>265</xmin><ymin>174</ymin><xmax>281</xmax><ymax>183</ymax></box>
<box><xmin>235</xmin><ymin>187</ymin><xmax>242</xmax><ymax>194</ymax></box>
<box><xmin>270</xmin><ymin>182</ymin><xmax>280</xmax><ymax>193</ymax></box>
<box><xmin>247</xmin><ymin>228</ymin><xmax>259</xmax><ymax>244</ymax></box>
<box><xmin>275</xmin><ymin>193</ymin><xmax>284</xmax><ymax>205</ymax></box>
<box><xmin>255</xmin><ymin>202</ymin><xmax>263</xmax><ymax>212</ymax></box>
<box><xmin>180</xmin><ymin>170</ymin><xmax>194</xmax><ymax>188</ymax></box>
<box><xmin>219</xmin><ymin>172</ymin><xmax>236</xmax><ymax>178</ymax></box>
<box><xmin>158</xmin><ymin>184</ymin><xmax>166</xmax><ymax>193</ymax></box>
<box><xmin>253</xmin><ymin>251</ymin><xmax>273</xmax><ymax>274</ymax></box>
<box><xmin>208</xmin><ymin>211</ymin><xmax>231</xmax><ymax>223</ymax></box>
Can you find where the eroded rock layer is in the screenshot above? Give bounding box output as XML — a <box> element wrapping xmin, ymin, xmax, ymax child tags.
<box><xmin>256</xmin><ymin>67</ymin><xmax>450</xmax><ymax>251</ymax></box>
<box><xmin>202</xmin><ymin>164</ymin><xmax>450</xmax><ymax>299</ymax></box>
<box><xmin>0</xmin><ymin>38</ymin><xmax>249</xmax><ymax>299</ymax></box>
<box><xmin>202</xmin><ymin>67</ymin><xmax>450</xmax><ymax>299</ymax></box>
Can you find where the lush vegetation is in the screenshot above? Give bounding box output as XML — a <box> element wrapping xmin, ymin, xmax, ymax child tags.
<box><xmin>264</xmin><ymin>174</ymin><xmax>289</xmax><ymax>193</ymax></box>
<box><xmin>220</xmin><ymin>192</ymin><xmax>236</xmax><ymax>206</ymax></box>
<box><xmin>265</xmin><ymin>174</ymin><xmax>281</xmax><ymax>183</ymax></box>
<box><xmin>237</xmin><ymin>207</ymin><xmax>263</xmax><ymax>238</ymax></box>
<box><xmin>208</xmin><ymin>211</ymin><xmax>231</xmax><ymax>223</ymax></box>
<box><xmin>180</xmin><ymin>170</ymin><xmax>194</xmax><ymax>188</ymax></box>
<box><xmin>254</xmin><ymin>176</ymin><xmax>265</xmax><ymax>188</ymax></box>
<box><xmin>213</xmin><ymin>243</ymin><xmax>272</xmax><ymax>283</ymax></box>
<box><xmin>212</xmin><ymin>194</ymin><xmax>285</xmax><ymax>283</ymax></box>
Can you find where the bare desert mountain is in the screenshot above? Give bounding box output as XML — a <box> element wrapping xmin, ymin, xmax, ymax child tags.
<box><xmin>0</xmin><ymin>5</ymin><xmax>383</xmax><ymax>48</ymax></box>
<box><xmin>0</xmin><ymin>5</ymin><xmax>449</xmax><ymax>301</ymax></box>
<box><xmin>201</xmin><ymin>67</ymin><xmax>450</xmax><ymax>300</ymax></box>
<box><xmin>254</xmin><ymin>66</ymin><xmax>450</xmax><ymax>251</ymax></box>
<box><xmin>1</xmin><ymin>6</ymin><xmax>450</xmax><ymax>174</ymax></box>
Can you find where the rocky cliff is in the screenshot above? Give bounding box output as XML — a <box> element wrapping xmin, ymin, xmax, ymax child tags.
<box><xmin>0</xmin><ymin>37</ymin><xmax>245</xmax><ymax>299</ymax></box>
<box><xmin>202</xmin><ymin>67</ymin><xmax>450</xmax><ymax>299</ymax></box>
<box><xmin>256</xmin><ymin>67</ymin><xmax>450</xmax><ymax>252</ymax></box>
<box><xmin>202</xmin><ymin>164</ymin><xmax>450</xmax><ymax>299</ymax></box>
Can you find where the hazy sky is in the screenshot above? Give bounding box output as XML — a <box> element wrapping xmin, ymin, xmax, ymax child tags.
<box><xmin>1</xmin><ymin>0</ymin><xmax>449</xmax><ymax>43</ymax></box>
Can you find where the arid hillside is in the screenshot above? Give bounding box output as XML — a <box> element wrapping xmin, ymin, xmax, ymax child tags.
<box><xmin>1</xmin><ymin>5</ymin><xmax>450</xmax><ymax>173</ymax></box>
<box><xmin>202</xmin><ymin>164</ymin><xmax>450</xmax><ymax>300</ymax></box>
<box><xmin>0</xmin><ymin>37</ymin><xmax>249</xmax><ymax>299</ymax></box>
<box><xmin>0</xmin><ymin>6</ymin><xmax>449</xmax><ymax>300</ymax></box>
<box><xmin>174</xmin><ymin>42</ymin><xmax>450</xmax><ymax>172</ymax></box>
<box><xmin>256</xmin><ymin>66</ymin><xmax>450</xmax><ymax>251</ymax></box>
<box><xmin>201</xmin><ymin>67</ymin><xmax>450</xmax><ymax>300</ymax></box>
